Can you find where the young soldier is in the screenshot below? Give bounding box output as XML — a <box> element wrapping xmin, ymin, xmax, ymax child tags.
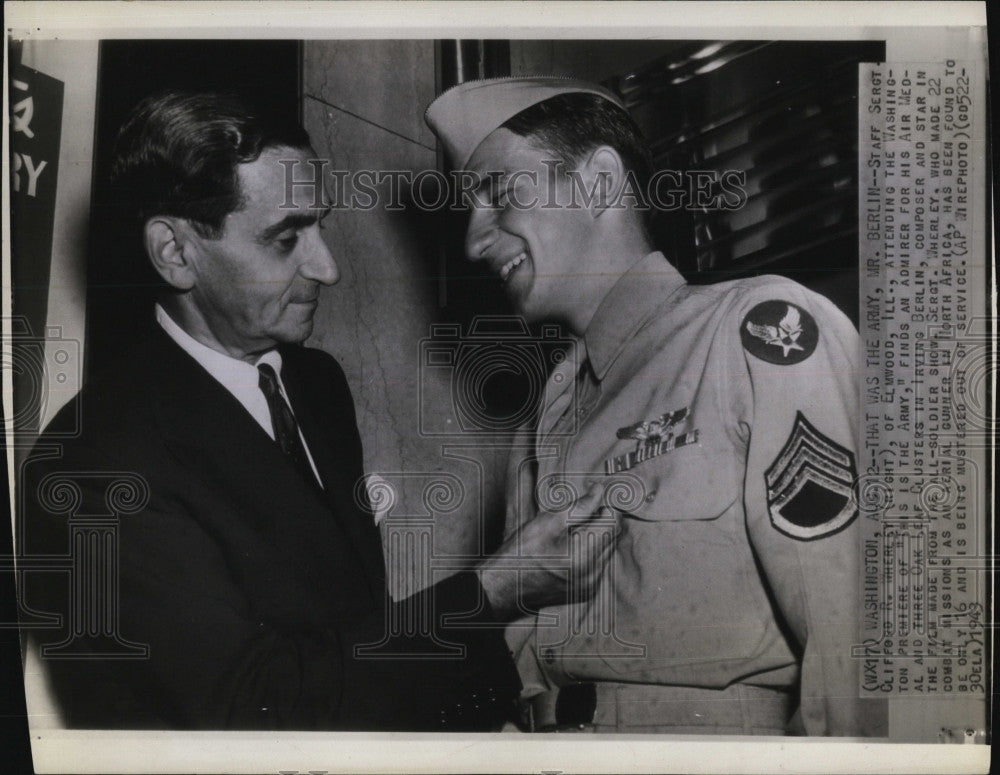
<box><xmin>426</xmin><ymin>77</ymin><xmax>886</xmax><ymax>735</ymax></box>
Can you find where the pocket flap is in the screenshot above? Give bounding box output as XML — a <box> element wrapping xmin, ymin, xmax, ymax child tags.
<box><xmin>620</xmin><ymin>440</ymin><xmax>740</xmax><ymax>522</ymax></box>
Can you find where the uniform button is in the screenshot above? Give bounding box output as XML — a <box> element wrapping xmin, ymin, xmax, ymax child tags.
<box><xmin>542</xmin><ymin>648</ymin><xmax>555</xmax><ymax>665</ymax></box>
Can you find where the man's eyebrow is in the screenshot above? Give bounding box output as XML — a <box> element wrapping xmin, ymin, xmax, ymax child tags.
<box><xmin>255</xmin><ymin>209</ymin><xmax>331</xmax><ymax>243</ymax></box>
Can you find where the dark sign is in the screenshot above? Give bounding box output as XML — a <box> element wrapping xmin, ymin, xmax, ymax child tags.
<box><xmin>9</xmin><ymin>62</ymin><xmax>64</xmax><ymax>436</ymax></box>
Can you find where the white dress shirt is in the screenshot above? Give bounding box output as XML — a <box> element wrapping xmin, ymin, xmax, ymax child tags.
<box><xmin>155</xmin><ymin>304</ymin><xmax>323</xmax><ymax>486</ymax></box>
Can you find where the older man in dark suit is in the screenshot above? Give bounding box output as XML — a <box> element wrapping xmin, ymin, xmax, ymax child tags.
<box><xmin>19</xmin><ymin>91</ymin><xmax>610</xmax><ymax>731</ymax></box>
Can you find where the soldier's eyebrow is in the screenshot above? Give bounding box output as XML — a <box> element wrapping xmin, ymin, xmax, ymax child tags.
<box><xmin>472</xmin><ymin>172</ymin><xmax>509</xmax><ymax>205</ymax></box>
<box><xmin>255</xmin><ymin>208</ymin><xmax>331</xmax><ymax>243</ymax></box>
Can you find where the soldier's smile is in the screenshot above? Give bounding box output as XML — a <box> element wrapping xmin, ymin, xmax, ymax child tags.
<box><xmin>499</xmin><ymin>251</ymin><xmax>528</xmax><ymax>282</ymax></box>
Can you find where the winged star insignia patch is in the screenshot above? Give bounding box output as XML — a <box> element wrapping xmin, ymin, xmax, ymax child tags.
<box><xmin>765</xmin><ymin>412</ymin><xmax>858</xmax><ymax>540</ymax></box>
<box><xmin>740</xmin><ymin>300</ymin><xmax>818</xmax><ymax>365</ymax></box>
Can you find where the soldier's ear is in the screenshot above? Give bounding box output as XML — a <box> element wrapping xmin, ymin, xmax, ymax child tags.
<box><xmin>582</xmin><ymin>145</ymin><xmax>626</xmax><ymax>218</ymax></box>
<box><xmin>144</xmin><ymin>217</ymin><xmax>197</xmax><ymax>291</ymax></box>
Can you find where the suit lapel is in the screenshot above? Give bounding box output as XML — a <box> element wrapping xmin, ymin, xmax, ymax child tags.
<box><xmin>141</xmin><ymin>328</ymin><xmax>380</xmax><ymax>604</ymax></box>
<box><xmin>279</xmin><ymin>347</ymin><xmax>386</xmax><ymax>594</ymax></box>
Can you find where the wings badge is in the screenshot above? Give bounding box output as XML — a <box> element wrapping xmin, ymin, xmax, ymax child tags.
<box><xmin>607</xmin><ymin>407</ymin><xmax>698</xmax><ymax>474</ymax></box>
<box><xmin>616</xmin><ymin>407</ymin><xmax>688</xmax><ymax>443</ymax></box>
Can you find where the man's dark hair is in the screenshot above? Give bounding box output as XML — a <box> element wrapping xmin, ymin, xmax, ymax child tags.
<box><xmin>501</xmin><ymin>92</ymin><xmax>654</xmax><ymax>198</ymax></box>
<box><xmin>110</xmin><ymin>90</ymin><xmax>312</xmax><ymax>238</ymax></box>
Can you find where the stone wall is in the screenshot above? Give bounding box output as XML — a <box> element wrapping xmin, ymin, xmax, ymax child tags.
<box><xmin>302</xmin><ymin>41</ymin><xmax>507</xmax><ymax>596</ymax></box>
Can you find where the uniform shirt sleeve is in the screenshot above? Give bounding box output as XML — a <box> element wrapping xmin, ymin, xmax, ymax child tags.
<box><xmin>728</xmin><ymin>281</ymin><xmax>887</xmax><ymax>736</ymax></box>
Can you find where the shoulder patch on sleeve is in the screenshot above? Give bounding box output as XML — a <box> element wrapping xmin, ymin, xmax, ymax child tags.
<box><xmin>740</xmin><ymin>300</ymin><xmax>818</xmax><ymax>365</ymax></box>
<box><xmin>765</xmin><ymin>411</ymin><xmax>858</xmax><ymax>540</ymax></box>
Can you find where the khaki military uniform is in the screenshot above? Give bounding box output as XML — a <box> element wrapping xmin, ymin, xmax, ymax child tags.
<box><xmin>505</xmin><ymin>251</ymin><xmax>882</xmax><ymax>735</ymax></box>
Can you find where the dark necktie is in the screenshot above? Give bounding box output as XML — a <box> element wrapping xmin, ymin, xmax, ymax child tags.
<box><xmin>257</xmin><ymin>362</ymin><xmax>317</xmax><ymax>485</ymax></box>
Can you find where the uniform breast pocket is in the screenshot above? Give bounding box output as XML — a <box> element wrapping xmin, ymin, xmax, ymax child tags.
<box><xmin>617</xmin><ymin>440</ymin><xmax>741</xmax><ymax>523</ymax></box>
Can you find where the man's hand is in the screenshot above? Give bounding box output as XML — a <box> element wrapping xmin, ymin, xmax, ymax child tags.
<box><xmin>477</xmin><ymin>483</ymin><xmax>619</xmax><ymax>621</ymax></box>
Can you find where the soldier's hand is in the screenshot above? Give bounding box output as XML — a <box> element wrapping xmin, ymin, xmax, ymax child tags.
<box><xmin>477</xmin><ymin>483</ymin><xmax>619</xmax><ymax>621</ymax></box>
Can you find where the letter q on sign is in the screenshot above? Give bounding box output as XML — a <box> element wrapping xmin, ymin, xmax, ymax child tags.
<box><xmin>12</xmin><ymin>78</ymin><xmax>35</xmax><ymax>138</ymax></box>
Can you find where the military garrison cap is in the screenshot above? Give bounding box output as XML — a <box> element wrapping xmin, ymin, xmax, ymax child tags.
<box><xmin>424</xmin><ymin>76</ymin><xmax>625</xmax><ymax>170</ymax></box>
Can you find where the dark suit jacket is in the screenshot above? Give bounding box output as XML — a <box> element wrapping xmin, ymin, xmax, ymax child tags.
<box><xmin>20</xmin><ymin>327</ymin><xmax>518</xmax><ymax>730</ymax></box>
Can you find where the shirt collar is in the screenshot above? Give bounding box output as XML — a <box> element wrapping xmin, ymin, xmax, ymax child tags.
<box><xmin>155</xmin><ymin>303</ymin><xmax>283</xmax><ymax>390</ymax></box>
<box><xmin>583</xmin><ymin>251</ymin><xmax>686</xmax><ymax>381</ymax></box>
